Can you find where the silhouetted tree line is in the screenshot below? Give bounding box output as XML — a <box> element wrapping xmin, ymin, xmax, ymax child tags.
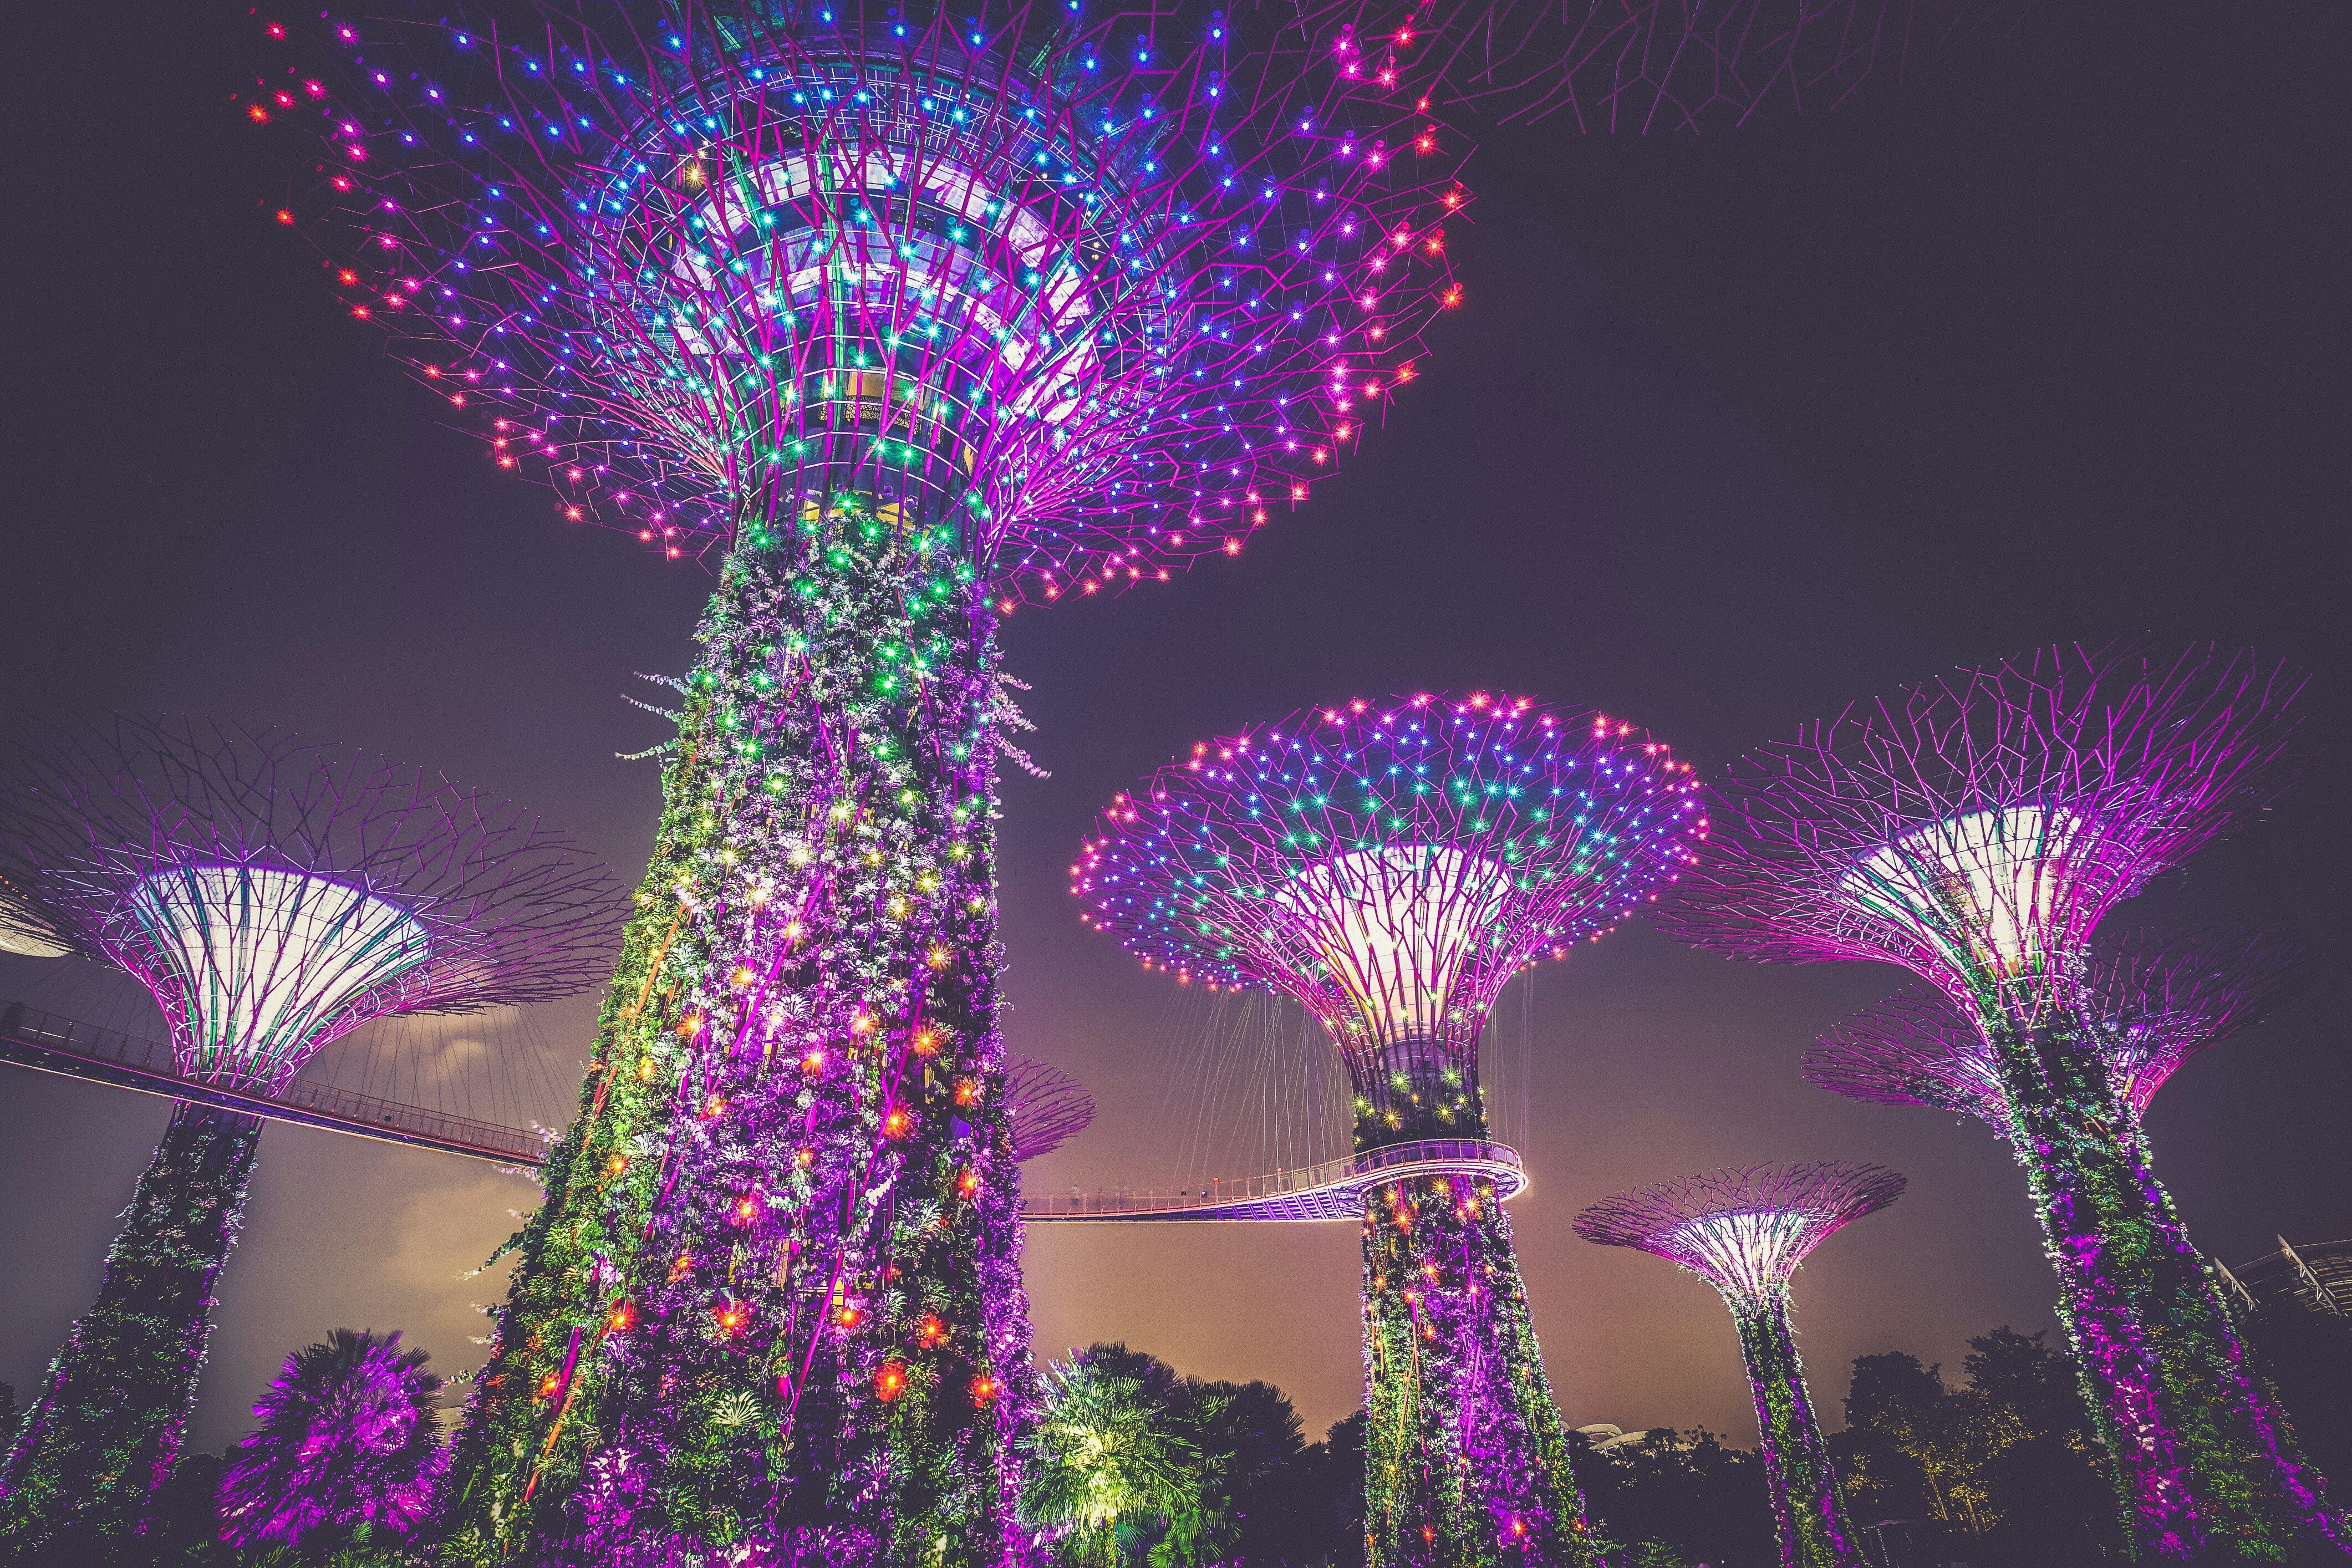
<box><xmin>36</xmin><ymin>1304</ymin><xmax>2346</xmax><ymax>1565</ymax></box>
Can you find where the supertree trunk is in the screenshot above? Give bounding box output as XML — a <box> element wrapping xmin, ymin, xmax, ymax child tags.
<box><xmin>0</xmin><ymin>1100</ymin><xmax>262</xmax><ymax>1553</ymax></box>
<box><xmin>1362</xmin><ymin>1170</ymin><xmax>1595</xmax><ymax>1568</ymax></box>
<box><xmin>1728</xmin><ymin>1292</ymin><xmax>1861</xmax><ymax>1568</ymax></box>
<box><xmin>1987</xmin><ymin>1017</ymin><xmax>2341</xmax><ymax>1557</ymax></box>
<box><xmin>442</xmin><ymin>501</ymin><xmax>1032</xmax><ymax>1566</ymax></box>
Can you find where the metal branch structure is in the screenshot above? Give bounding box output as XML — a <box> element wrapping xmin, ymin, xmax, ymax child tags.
<box><xmin>0</xmin><ymin>716</ymin><xmax>619</xmax><ymax>1556</ymax></box>
<box><xmin>253</xmin><ymin>1</ymin><xmax>1463</xmax><ymax>585</ymax></box>
<box><xmin>1004</xmin><ymin>1054</ymin><xmax>1094</xmax><ymax>1162</ymax></box>
<box><xmin>1661</xmin><ymin>643</ymin><xmax>2341</xmax><ymax>1559</ymax></box>
<box><xmin>1804</xmin><ymin>984</ymin><xmax>2004</xmax><ymax>1121</ymax></box>
<box><xmin>248</xmin><ymin>5</ymin><xmax>1468</xmax><ymax>1560</ymax></box>
<box><xmin>1075</xmin><ymin>691</ymin><xmax>1704</xmax><ymax>1567</ymax></box>
<box><xmin>1575</xmin><ymin>1163</ymin><xmax>1902</xmax><ymax>1568</ymax></box>
<box><xmin>1291</xmin><ymin>0</ymin><xmax>2038</xmax><ymax>130</ymax></box>
<box><xmin>2085</xmin><ymin>928</ymin><xmax>2309</xmax><ymax>1120</ymax></box>
<box><xmin>1809</xmin><ymin>928</ymin><xmax>2310</xmax><ymax>1127</ymax></box>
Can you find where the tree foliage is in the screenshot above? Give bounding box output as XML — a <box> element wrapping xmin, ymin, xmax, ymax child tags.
<box><xmin>217</xmin><ymin>1328</ymin><xmax>447</xmax><ymax>1554</ymax></box>
<box><xmin>1024</xmin><ymin>1345</ymin><xmax>1364</xmax><ymax>1567</ymax></box>
<box><xmin>1834</xmin><ymin>1328</ymin><xmax>2120</xmax><ymax>1559</ymax></box>
<box><xmin>1572</xmin><ymin>1428</ymin><xmax>1773</xmax><ymax>1567</ymax></box>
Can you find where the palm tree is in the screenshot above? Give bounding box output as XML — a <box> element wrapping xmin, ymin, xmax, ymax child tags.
<box><xmin>1181</xmin><ymin>1378</ymin><xmax>1309</xmax><ymax>1563</ymax></box>
<box><xmin>217</xmin><ymin>1328</ymin><xmax>447</xmax><ymax>1554</ymax></box>
<box><xmin>1024</xmin><ymin>1347</ymin><xmax>1202</xmax><ymax>1566</ymax></box>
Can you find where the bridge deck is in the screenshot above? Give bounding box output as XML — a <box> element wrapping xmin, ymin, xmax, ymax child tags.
<box><xmin>0</xmin><ymin>999</ymin><xmax>548</xmax><ymax>1166</ymax></box>
<box><xmin>1020</xmin><ymin>1138</ymin><xmax>1526</xmax><ymax>1222</ymax></box>
<box><xmin>1</xmin><ymin>999</ymin><xmax>1529</xmax><ymax>1218</ymax></box>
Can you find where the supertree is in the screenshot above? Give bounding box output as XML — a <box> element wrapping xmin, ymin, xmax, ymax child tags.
<box><xmin>1574</xmin><ymin>1162</ymin><xmax>1904</xmax><ymax>1568</ymax></box>
<box><xmin>0</xmin><ymin>715</ymin><xmax>618</xmax><ymax>1555</ymax></box>
<box><xmin>246</xmin><ymin>4</ymin><xmax>1467</xmax><ymax>1560</ymax></box>
<box><xmin>218</xmin><ymin>1327</ymin><xmax>451</xmax><ymax>1554</ymax></box>
<box><xmin>1289</xmin><ymin>0</ymin><xmax>2035</xmax><ymax>129</ymax></box>
<box><xmin>1005</xmin><ymin>1055</ymin><xmax>1096</xmax><ymax>1163</ymax></box>
<box><xmin>1659</xmin><ymin>643</ymin><xmax>2343</xmax><ymax>1558</ymax></box>
<box><xmin>1808</xmin><ymin>928</ymin><xmax>2310</xmax><ymax>1128</ymax></box>
<box><xmin>1072</xmin><ymin>691</ymin><xmax>1706</xmax><ymax>1566</ymax></box>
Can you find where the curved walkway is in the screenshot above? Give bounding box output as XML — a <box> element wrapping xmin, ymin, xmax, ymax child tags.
<box><xmin>1022</xmin><ymin>1138</ymin><xmax>1527</xmax><ymax>1222</ymax></box>
<box><xmin>0</xmin><ymin>997</ymin><xmax>547</xmax><ymax>1165</ymax></box>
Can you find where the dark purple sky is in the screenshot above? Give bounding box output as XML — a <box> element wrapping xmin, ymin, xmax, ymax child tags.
<box><xmin>0</xmin><ymin>0</ymin><xmax>2344</xmax><ymax>1453</ymax></box>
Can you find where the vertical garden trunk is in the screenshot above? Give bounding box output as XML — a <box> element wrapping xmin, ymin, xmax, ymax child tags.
<box><xmin>0</xmin><ymin>1099</ymin><xmax>262</xmax><ymax>1554</ymax></box>
<box><xmin>1728</xmin><ymin>1291</ymin><xmax>1861</xmax><ymax>1568</ymax></box>
<box><xmin>1989</xmin><ymin>1017</ymin><xmax>2339</xmax><ymax>1557</ymax></box>
<box><xmin>1358</xmin><ymin>1047</ymin><xmax>1594</xmax><ymax>1568</ymax></box>
<box><xmin>442</xmin><ymin>503</ymin><xmax>1033</xmax><ymax>1566</ymax></box>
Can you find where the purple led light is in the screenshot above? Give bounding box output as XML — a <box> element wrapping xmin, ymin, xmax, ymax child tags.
<box><xmin>257</xmin><ymin>3</ymin><xmax>1470</xmax><ymax>595</ymax></box>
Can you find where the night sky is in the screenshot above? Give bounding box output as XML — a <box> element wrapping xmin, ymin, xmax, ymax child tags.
<box><xmin>1</xmin><ymin>1</ymin><xmax>2344</xmax><ymax>1457</ymax></box>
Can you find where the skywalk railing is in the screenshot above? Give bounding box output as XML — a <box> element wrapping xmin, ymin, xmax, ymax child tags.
<box><xmin>0</xmin><ymin>997</ymin><xmax>548</xmax><ymax>1166</ymax></box>
<box><xmin>0</xmin><ymin>997</ymin><xmax>1528</xmax><ymax>1207</ymax></box>
<box><xmin>1021</xmin><ymin>1137</ymin><xmax>1526</xmax><ymax>1221</ymax></box>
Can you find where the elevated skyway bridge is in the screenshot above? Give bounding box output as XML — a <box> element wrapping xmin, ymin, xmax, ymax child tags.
<box><xmin>1019</xmin><ymin>1137</ymin><xmax>1526</xmax><ymax>1223</ymax></box>
<box><xmin>2</xmin><ymin>997</ymin><xmax>1526</xmax><ymax>1220</ymax></box>
<box><xmin>0</xmin><ymin>997</ymin><xmax>547</xmax><ymax>1166</ymax></box>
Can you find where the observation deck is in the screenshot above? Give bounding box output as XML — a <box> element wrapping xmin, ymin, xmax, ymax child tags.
<box><xmin>1020</xmin><ymin>1138</ymin><xmax>1527</xmax><ymax>1223</ymax></box>
<box><xmin>0</xmin><ymin>998</ymin><xmax>547</xmax><ymax>1167</ymax></box>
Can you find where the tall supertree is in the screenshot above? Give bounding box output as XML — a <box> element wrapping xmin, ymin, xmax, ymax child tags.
<box><xmin>1073</xmin><ymin>691</ymin><xmax>1706</xmax><ymax>1566</ymax></box>
<box><xmin>1575</xmin><ymin>1162</ymin><xmax>1904</xmax><ymax>1568</ymax></box>
<box><xmin>1660</xmin><ymin>643</ymin><xmax>2343</xmax><ymax>1558</ymax></box>
<box><xmin>0</xmin><ymin>715</ymin><xmax>618</xmax><ymax>1555</ymax></box>
<box><xmin>1808</xmin><ymin>928</ymin><xmax>2310</xmax><ymax>1128</ymax></box>
<box><xmin>248</xmin><ymin>4</ymin><xmax>1467</xmax><ymax>1559</ymax></box>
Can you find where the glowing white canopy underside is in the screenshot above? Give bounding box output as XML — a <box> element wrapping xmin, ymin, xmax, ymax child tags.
<box><xmin>1271</xmin><ymin>846</ymin><xmax>1509</xmax><ymax>1041</ymax></box>
<box><xmin>1850</xmin><ymin>806</ymin><xmax>2081</xmax><ymax>980</ymax></box>
<box><xmin>1671</xmin><ymin>1209</ymin><xmax>1819</xmax><ymax>1298</ymax></box>
<box><xmin>664</xmin><ymin>147</ymin><xmax>1099</xmax><ymax>425</ymax></box>
<box><xmin>129</xmin><ymin>864</ymin><xmax>432</xmax><ymax>1091</ymax></box>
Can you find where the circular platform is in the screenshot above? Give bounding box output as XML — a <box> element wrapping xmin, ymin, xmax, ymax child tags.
<box><xmin>1022</xmin><ymin>1137</ymin><xmax>1528</xmax><ymax>1223</ymax></box>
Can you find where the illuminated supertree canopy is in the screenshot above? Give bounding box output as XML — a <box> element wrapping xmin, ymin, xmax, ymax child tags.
<box><xmin>0</xmin><ymin>715</ymin><xmax>619</xmax><ymax>1557</ymax></box>
<box><xmin>1803</xmin><ymin>984</ymin><xmax>2006</xmax><ymax>1122</ymax></box>
<box><xmin>2084</xmin><ymin>928</ymin><xmax>2309</xmax><ymax>1119</ymax></box>
<box><xmin>1661</xmin><ymin>643</ymin><xmax>2341</xmax><ymax>1559</ymax></box>
<box><xmin>1808</xmin><ymin>928</ymin><xmax>2310</xmax><ymax>1126</ymax></box>
<box><xmin>1075</xmin><ymin>691</ymin><xmax>1703</xmax><ymax>1141</ymax></box>
<box><xmin>247</xmin><ymin>4</ymin><xmax>1469</xmax><ymax>1561</ymax></box>
<box><xmin>1005</xmin><ymin>1053</ymin><xmax>1095</xmax><ymax>1162</ymax></box>
<box><xmin>1074</xmin><ymin>691</ymin><xmax>1704</xmax><ymax>1567</ymax></box>
<box><xmin>1576</xmin><ymin>1163</ymin><xmax>1903</xmax><ymax>1568</ymax></box>
<box><xmin>1294</xmin><ymin>0</ymin><xmax>2035</xmax><ymax>129</ymax></box>
<box><xmin>253</xmin><ymin>0</ymin><xmax>1465</xmax><ymax>588</ymax></box>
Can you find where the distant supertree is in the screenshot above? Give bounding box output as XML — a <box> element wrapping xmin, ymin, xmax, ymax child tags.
<box><xmin>1292</xmin><ymin>0</ymin><xmax>2035</xmax><ymax>129</ymax></box>
<box><xmin>218</xmin><ymin>1328</ymin><xmax>450</xmax><ymax>1553</ymax></box>
<box><xmin>1809</xmin><ymin>928</ymin><xmax>2310</xmax><ymax>1126</ymax></box>
<box><xmin>1006</xmin><ymin>1055</ymin><xmax>1096</xmax><ymax>1163</ymax></box>
<box><xmin>1576</xmin><ymin>1162</ymin><xmax>1904</xmax><ymax>1568</ymax></box>
<box><xmin>1661</xmin><ymin>644</ymin><xmax>2341</xmax><ymax>1557</ymax></box>
<box><xmin>2087</xmin><ymin>929</ymin><xmax>2309</xmax><ymax>1120</ymax></box>
<box><xmin>1075</xmin><ymin>691</ymin><xmax>1705</xmax><ymax>1566</ymax></box>
<box><xmin>0</xmin><ymin>716</ymin><xmax>617</xmax><ymax>1554</ymax></box>
<box><xmin>248</xmin><ymin>6</ymin><xmax>1465</xmax><ymax>1557</ymax></box>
